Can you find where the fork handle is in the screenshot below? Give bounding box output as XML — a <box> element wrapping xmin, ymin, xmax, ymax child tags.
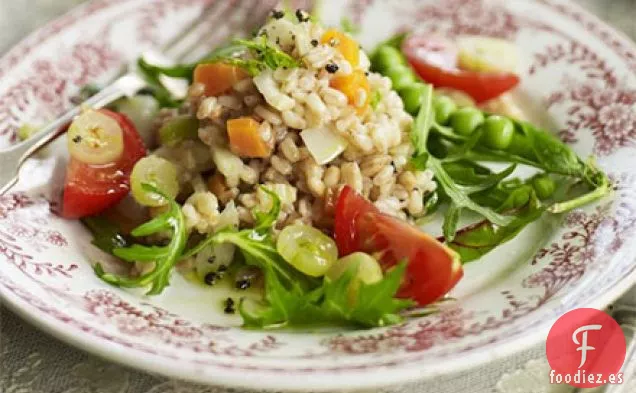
<box><xmin>0</xmin><ymin>74</ymin><xmax>146</xmax><ymax>195</ymax></box>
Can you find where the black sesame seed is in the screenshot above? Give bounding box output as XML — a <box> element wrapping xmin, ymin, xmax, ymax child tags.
<box><xmin>207</xmin><ymin>256</ymin><xmax>215</xmax><ymax>264</ymax></box>
<box><xmin>204</xmin><ymin>272</ymin><xmax>217</xmax><ymax>286</ymax></box>
<box><xmin>291</xmin><ymin>34</ymin><xmax>296</xmax><ymax>41</ymax></box>
<box><xmin>236</xmin><ymin>279</ymin><xmax>251</xmax><ymax>290</ymax></box>
<box><xmin>271</xmin><ymin>9</ymin><xmax>285</xmax><ymax>19</ymax></box>
<box><xmin>325</xmin><ymin>63</ymin><xmax>339</xmax><ymax>74</ymax></box>
<box><xmin>224</xmin><ymin>297</ymin><xmax>236</xmax><ymax>314</ymax></box>
<box><xmin>276</xmin><ymin>37</ymin><xmax>281</xmax><ymax>45</ymax></box>
<box><xmin>72</xmin><ymin>135</ymin><xmax>82</xmax><ymax>144</ymax></box>
<box><xmin>365</xmin><ymin>71</ymin><xmax>370</xmax><ymax>76</ymax></box>
<box><xmin>217</xmin><ymin>265</ymin><xmax>228</xmax><ymax>272</ymax></box>
<box><xmin>311</xmin><ymin>39</ymin><xmax>319</xmax><ymax>47</ymax></box>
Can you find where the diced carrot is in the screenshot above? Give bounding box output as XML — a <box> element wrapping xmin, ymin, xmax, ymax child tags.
<box><xmin>193</xmin><ymin>63</ymin><xmax>248</xmax><ymax>97</ymax></box>
<box><xmin>329</xmin><ymin>70</ymin><xmax>370</xmax><ymax>113</ymax></box>
<box><xmin>226</xmin><ymin>117</ymin><xmax>272</xmax><ymax>158</ymax></box>
<box><xmin>321</xmin><ymin>29</ymin><xmax>360</xmax><ymax>67</ymax></box>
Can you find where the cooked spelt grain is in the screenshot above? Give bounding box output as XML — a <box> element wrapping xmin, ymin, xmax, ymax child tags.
<box><xmin>198</xmin><ymin>125</ymin><xmax>225</xmax><ymax>147</ymax></box>
<box><xmin>237</xmin><ymin>206</ymin><xmax>254</xmax><ymax>225</ymax></box>
<box><xmin>188</xmin><ymin>82</ymin><xmax>205</xmax><ymax>98</ymax></box>
<box><xmin>320</xmin><ymin>87</ymin><xmax>348</xmax><ymax>107</ymax></box>
<box><xmin>361</xmin><ymin>155</ymin><xmax>392</xmax><ymax>177</ymax></box>
<box><xmin>282</xmin><ymin>110</ymin><xmax>307</xmax><ymax>129</ymax></box>
<box><xmin>392</xmin><ymin>184</ymin><xmax>409</xmax><ymax>201</ymax></box>
<box><xmin>298</xmin><ymin>197</ymin><xmax>312</xmax><ymax>218</ymax></box>
<box><xmin>362</xmin><ymin>177</ymin><xmax>373</xmax><ymax>198</ymax></box>
<box><xmin>273</xmin><ymin>125</ymin><xmax>288</xmax><ymax>142</ymax></box>
<box><xmin>408</xmin><ymin>189</ymin><xmax>424</xmax><ymax>216</ymax></box>
<box><xmin>218</xmin><ymin>95</ymin><xmax>243</xmax><ymax>111</ymax></box>
<box><xmin>197</xmin><ymin>97</ymin><xmax>221</xmax><ymax>120</ymax></box>
<box><xmin>373</xmin><ymin>165</ymin><xmax>395</xmax><ymax>187</ymax></box>
<box><xmin>239</xmin><ymin>165</ymin><xmax>259</xmax><ymax>185</ymax></box>
<box><xmin>238</xmin><ymin>193</ymin><xmax>258</xmax><ymax>209</ymax></box>
<box><xmin>233</xmin><ymin>78</ymin><xmax>254</xmax><ymax>93</ymax></box>
<box><xmin>297</xmin><ymin>147</ymin><xmax>311</xmax><ymax>161</ymax></box>
<box><xmin>258</xmin><ymin>121</ymin><xmax>274</xmax><ymax>146</ymax></box>
<box><xmin>341</xmin><ymin>162</ymin><xmax>363</xmax><ymax>193</ymax></box>
<box><xmin>398</xmin><ymin>171</ymin><xmax>417</xmax><ymax>191</ymax></box>
<box><xmin>354</xmin><ymin>88</ymin><xmax>367</xmax><ymax>108</ymax></box>
<box><xmin>280</xmin><ymin>136</ymin><xmax>300</xmax><ymax>163</ymax></box>
<box><xmin>254</xmin><ymin>105</ymin><xmax>282</xmax><ymax>126</ymax></box>
<box><xmin>271</xmin><ymin>155</ymin><xmax>293</xmax><ymax>176</ymax></box>
<box><xmin>323</xmin><ymin>166</ymin><xmax>341</xmax><ymax>188</ymax></box>
<box><xmin>305</xmin><ymin>92</ymin><xmax>328</xmax><ymax>117</ymax></box>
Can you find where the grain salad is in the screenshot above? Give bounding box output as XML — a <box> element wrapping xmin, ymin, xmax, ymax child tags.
<box><xmin>158</xmin><ymin>16</ymin><xmax>437</xmax><ymax>236</ymax></box>
<box><xmin>60</xmin><ymin>9</ymin><xmax>609</xmax><ymax>329</ymax></box>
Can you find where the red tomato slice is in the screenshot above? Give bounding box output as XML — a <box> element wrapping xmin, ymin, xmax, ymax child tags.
<box><xmin>61</xmin><ymin>109</ymin><xmax>146</xmax><ymax>219</ymax></box>
<box><xmin>334</xmin><ymin>186</ymin><xmax>463</xmax><ymax>306</ymax></box>
<box><xmin>403</xmin><ymin>34</ymin><xmax>520</xmax><ymax>103</ymax></box>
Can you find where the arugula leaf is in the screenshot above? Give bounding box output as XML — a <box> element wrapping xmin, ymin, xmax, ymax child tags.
<box><xmin>184</xmin><ymin>192</ymin><xmax>414</xmax><ymax>329</ymax></box>
<box><xmin>139</xmin><ymin>43</ymin><xmax>248</xmax><ymax>82</ymax></box>
<box><xmin>136</xmin><ymin>59</ymin><xmax>183</xmax><ymax>108</ymax></box>
<box><xmin>94</xmin><ymin>184</ymin><xmax>187</xmax><ymax>295</ymax></box>
<box><xmin>448</xmin><ymin>194</ymin><xmax>545</xmax><ymax>263</ymax></box>
<box><xmin>443</xmin><ymin>161</ymin><xmax>517</xmax><ymax>194</ymax></box>
<box><xmin>429</xmin><ymin>158</ymin><xmax>512</xmax><ymax>229</ymax></box>
<box><xmin>443</xmin><ymin>203</ymin><xmax>462</xmax><ymax>242</ymax></box>
<box><xmin>518</xmin><ymin>121</ymin><xmax>586</xmax><ymax>177</ymax></box>
<box><xmin>324</xmin><ymin>262</ymin><xmax>414</xmax><ymax>327</ymax></box>
<box><xmin>137</xmin><ymin>59</ymin><xmax>195</xmax><ymax>80</ymax></box>
<box><xmin>549</xmin><ymin>169</ymin><xmax>611</xmax><ymax>213</ymax></box>
<box><xmin>239</xmin><ymin>257</ymin><xmax>414</xmax><ymax>328</ymax></box>
<box><xmin>82</xmin><ymin>216</ymin><xmax>131</xmax><ymax>254</ymax></box>
<box><xmin>410</xmin><ymin>84</ymin><xmax>435</xmax><ymax>155</ymax></box>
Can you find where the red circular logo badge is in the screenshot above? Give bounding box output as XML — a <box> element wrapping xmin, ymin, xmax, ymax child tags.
<box><xmin>546</xmin><ymin>308</ymin><xmax>626</xmax><ymax>388</ymax></box>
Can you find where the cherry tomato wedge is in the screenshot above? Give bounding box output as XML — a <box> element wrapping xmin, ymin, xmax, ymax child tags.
<box><xmin>403</xmin><ymin>34</ymin><xmax>520</xmax><ymax>103</ymax></box>
<box><xmin>61</xmin><ymin>109</ymin><xmax>146</xmax><ymax>219</ymax></box>
<box><xmin>334</xmin><ymin>186</ymin><xmax>463</xmax><ymax>306</ymax></box>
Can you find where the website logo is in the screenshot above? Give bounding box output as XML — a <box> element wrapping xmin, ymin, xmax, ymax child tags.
<box><xmin>546</xmin><ymin>308</ymin><xmax>626</xmax><ymax>388</ymax></box>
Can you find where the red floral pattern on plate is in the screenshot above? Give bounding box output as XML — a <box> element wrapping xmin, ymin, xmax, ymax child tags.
<box><xmin>1</xmin><ymin>0</ymin><xmax>636</xmax><ymax>388</ymax></box>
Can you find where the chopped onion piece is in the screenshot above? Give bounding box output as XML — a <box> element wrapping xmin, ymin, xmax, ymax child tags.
<box><xmin>301</xmin><ymin>127</ymin><xmax>348</xmax><ymax>165</ymax></box>
<box><xmin>253</xmin><ymin>70</ymin><xmax>295</xmax><ymax>111</ymax></box>
<box><xmin>211</xmin><ymin>146</ymin><xmax>244</xmax><ymax>187</ymax></box>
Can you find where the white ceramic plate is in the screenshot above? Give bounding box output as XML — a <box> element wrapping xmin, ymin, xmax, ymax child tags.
<box><xmin>2</xmin><ymin>0</ymin><xmax>636</xmax><ymax>391</ymax></box>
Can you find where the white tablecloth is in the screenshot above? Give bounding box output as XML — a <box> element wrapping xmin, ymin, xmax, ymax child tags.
<box><xmin>0</xmin><ymin>1</ymin><xmax>634</xmax><ymax>392</ymax></box>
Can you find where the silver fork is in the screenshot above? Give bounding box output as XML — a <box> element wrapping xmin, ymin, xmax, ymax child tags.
<box><xmin>0</xmin><ymin>0</ymin><xmax>272</xmax><ymax>195</ymax></box>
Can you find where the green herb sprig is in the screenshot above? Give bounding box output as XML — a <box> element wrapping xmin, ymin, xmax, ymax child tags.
<box><xmin>94</xmin><ymin>184</ymin><xmax>187</xmax><ymax>295</ymax></box>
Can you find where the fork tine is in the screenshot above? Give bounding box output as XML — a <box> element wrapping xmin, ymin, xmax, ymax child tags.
<box><xmin>174</xmin><ymin>0</ymin><xmax>273</xmax><ymax>64</ymax></box>
<box><xmin>161</xmin><ymin>0</ymin><xmax>232</xmax><ymax>60</ymax></box>
<box><xmin>171</xmin><ymin>0</ymin><xmax>245</xmax><ymax>63</ymax></box>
